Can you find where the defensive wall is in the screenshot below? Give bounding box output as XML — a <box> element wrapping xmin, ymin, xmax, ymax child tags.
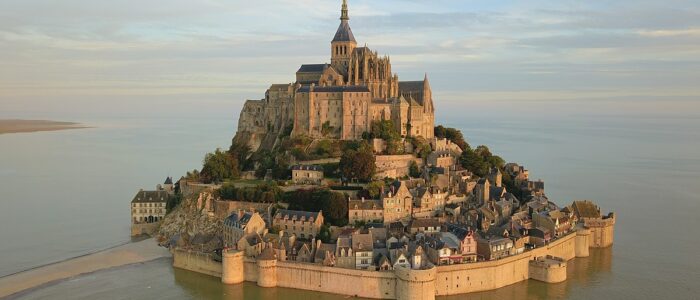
<box><xmin>174</xmin><ymin>223</ymin><xmax>613</xmax><ymax>300</ymax></box>
<box><xmin>375</xmin><ymin>155</ymin><xmax>424</xmax><ymax>179</ymax></box>
<box><xmin>130</xmin><ymin>222</ymin><xmax>160</xmax><ymax>237</ymax></box>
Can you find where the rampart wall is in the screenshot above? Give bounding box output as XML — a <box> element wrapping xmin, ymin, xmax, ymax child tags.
<box><xmin>173</xmin><ymin>223</ymin><xmax>614</xmax><ymax>300</ymax></box>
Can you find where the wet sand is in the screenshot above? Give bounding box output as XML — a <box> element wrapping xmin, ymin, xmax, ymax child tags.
<box><xmin>0</xmin><ymin>238</ymin><xmax>170</xmax><ymax>298</ymax></box>
<box><xmin>0</xmin><ymin>120</ymin><xmax>88</xmax><ymax>134</ymax></box>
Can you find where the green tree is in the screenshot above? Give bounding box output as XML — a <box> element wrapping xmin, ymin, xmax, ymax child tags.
<box><xmin>340</xmin><ymin>144</ymin><xmax>376</xmax><ymax>182</ymax></box>
<box><xmin>434</xmin><ymin>125</ymin><xmax>470</xmax><ymax>151</ymax></box>
<box><xmin>201</xmin><ymin>149</ymin><xmax>239</xmax><ymax>183</ymax></box>
<box><xmin>409</xmin><ymin>161</ymin><xmax>421</xmax><ymax>178</ymax></box>
<box><xmin>366</xmin><ymin>181</ymin><xmax>384</xmax><ymax>198</ymax></box>
<box><xmin>459</xmin><ymin>148</ymin><xmax>488</xmax><ymax>176</ymax></box>
<box><xmin>322</xmin><ymin>191</ymin><xmax>348</xmax><ymax>226</ymax></box>
<box><xmin>318</xmin><ymin>224</ymin><xmax>332</xmax><ymax>243</ymax></box>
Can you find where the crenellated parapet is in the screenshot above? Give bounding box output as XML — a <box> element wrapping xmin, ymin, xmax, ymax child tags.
<box><xmin>582</xmin><ymin>212</ymin><xmax>616</xmax><ymax>248</ymax></box>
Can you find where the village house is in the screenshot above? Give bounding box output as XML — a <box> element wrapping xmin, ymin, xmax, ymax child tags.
<box><xmin>352</xmin><ymin>231</ymin><xmax>374</xmax><ymax>269</ymax></box>
<box><xmin>273</xmin><ymin>209</ymin><xmax>324</xmax><ymax>240</ymax></box>
<box><xmin>408</xmin><ymin>218</ymin><xmax>441</xmax><ymax>236</ymax></box>
<box><xmin>382</xmin><ymin>181</ymin><xmax>414</xmax><ymax>224</ymax></box>
<box><xmin>476</xmin><ymin>234</ymin><xmax>514</xmax><ymax>261</ymax></box>
<box><xmin>335</xmin><ymin>234</ymin><xmax>354</xmax><ymax>269</ymax></box>
<box><xmin>444</xmin><ymin>223</ymin><xmax>478</xmax><ymax>262</ymax></box>
<box><xmin>223</xmin><ymin>211</ymin><xmax>267</xmax><ymax>248</ymax></box>
<box><xmin>348</xmin><ymin>198</ymin><xmax>383</xmax><ymax>224</ymax></box>
<box><xmin>313</xmin><ymin>240</ymin><xmax>337</xmax><ymax>266</ymax></box>
<box><xmin>291</xmin><ymin>165</ymin><xmax>324</xmax><ymax>184</ymax></box>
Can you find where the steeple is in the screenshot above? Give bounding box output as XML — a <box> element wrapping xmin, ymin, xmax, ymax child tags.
<box><xmin>341</xmin><ymin>0</ymin><xmax>349</xmax><ymax>21</ymax></box>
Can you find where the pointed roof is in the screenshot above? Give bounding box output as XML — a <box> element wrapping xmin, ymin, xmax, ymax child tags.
<box><xmin>333</xmin><ymin>1</ymin><xmax>356</xmax><ymax>42</ymax></box>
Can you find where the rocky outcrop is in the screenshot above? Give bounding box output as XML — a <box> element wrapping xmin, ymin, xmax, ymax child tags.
<box><xmin>158</xmin><ymin>192</ymin><xmax>223</xmax><ymax>253</ymax></box>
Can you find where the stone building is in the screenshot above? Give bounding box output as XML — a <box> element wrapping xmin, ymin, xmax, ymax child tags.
<box><xmin>348</xmin><ymin>198</ymin><xmax>384</xmax><ymax>224</ymax></box>
<box><xmin>272</xmin><ymin>209</ymin><xmax>324</xmax><ymax>240</ymax></box>
<box><xmin>291</xmin><ymin>165</ymin><xmax>324</xmax><ymax>184</ymax></box>
<box><xmin>382</xmin><ymin>181</ymin><xmax>414</xmax><ymax>224</ymax></box>
<box><xmin>130</xmin><ymin>179</ymin><xmax>172</xmax><ymax>236</ymax></box>
<box><xmin>234</xmin><ymin>0</ymin><xmax>435</xmax><ymax>152</ymax></box>
<box><xmin>223</xmin><ymin>211</ymin><xmax>267</xmax><ymax>249</ymax></box>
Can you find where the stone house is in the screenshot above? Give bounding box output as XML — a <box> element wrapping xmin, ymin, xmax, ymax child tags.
<box><xmin>238</xmin><ymin>233</ymin><xmax>265</xmax><ymax>258</ymax></box>
<box><xmin>408</xmin><ymin>218</ymin><xmax>441</xmax><ymax>235</ymax></box>
<box><xmin>529</xmin><ymin>227</ymin><xmax>552</xmax><ymax>246</ymax></box>
<box><xmin>474</xmin><ymin>178</ymin><xmax>490</xmax><ymax>205</ymax></box>
<box><xmin>291</xmin><ymin>165</ymin><xmax>324</xmax><ymax>185</ymax></box>
<box><xmin>314</xmin><ymin>241</ymin><xmax>337</xmax><ymax>266</ymax></box>
<box><xmin>335</xmin><ymin>233</ymin><xmax>355</xmax><ymax>269</ymax></box>
<box><xmin>223</xmin><ymin>211</ymin><xmax>267</xmax><ymax>249</ymax></box>
<box><xmin>476</xmin><ymin>235</ymin><xmax>514</xmax><ymax>261</ymax></box>
<box><xmin>348</xmin><ymin>198</ymin><xmax>383</xmax><ymax>224</ymax></box>
<box><xmin>382</xmin><ymin>181</ymin><xmax>413</xmax><ymax>223</ymax></box>
<box><xmin>289</xmin><ymin>241</ymin><xmax>314</xmax><ymax>263</ymax></box>
<box><xmin>487</xmin><ymin>167</ymin><xmax>502</xmax><ymax>187</ymax></box>
<box><xmin>390</xmin><ymin>249</ymin><xmax>411</xmax><ymax>269</ymax></box>
<box><xmin>352</xmin><ymin>232</ymin><xmax>374</xmax><ymax>269</ymax></box>
<box><xmin>273</xmin><ymin>209</ymin><xmax>324</xmax><ymax>240</ymax></box>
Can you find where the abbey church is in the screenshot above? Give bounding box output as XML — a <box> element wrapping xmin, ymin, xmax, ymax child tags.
<box><xmin>236</xmin><ymin>0</ymin><xmax>435</xmax><ymax>151</ymax></box>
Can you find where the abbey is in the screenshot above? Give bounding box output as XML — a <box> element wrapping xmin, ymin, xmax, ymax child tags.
<box><xmin>236</xmin><ymin>0</ymin><xmax>435</xmax><ymax>150</ymax></box>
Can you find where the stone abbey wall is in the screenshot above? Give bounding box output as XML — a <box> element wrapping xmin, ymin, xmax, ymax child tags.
<box><xmin>174</xmin><ymin>223</ymin><xmax>614</xmax><ymax>300</ymax></box>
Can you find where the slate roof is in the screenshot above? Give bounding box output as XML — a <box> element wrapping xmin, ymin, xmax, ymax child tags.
<box><xmin>297</xmin><ymin>64</ymin><xmax>328</xmax><ymax>73</ymax></box>
<box><xmin>352</xmin><ymin>233</ymin><xmax>374</xmax><ymax>252</ymax></box>
<box><xmin>291</xmin><ymin>165</ymin><xmax>323</xmax><ymax>171</ymax></box>
<box><xmin>164</xmin><ymin>177</ymin><xmax>173</xmax><ymax>184</ymax></box>
<box><xmin>297</xmin><ymin>85</ymin><xmax>370</xmax><ymax>93</ymax></box>
<box><xmin>275</xmin><ymin>209</ymin><xmax>321</xmax><ymax>222</ymax></box>
<box><xmin>445</xmin><ymin>223</ymin><xmax>471</xmax><ymax>240</ymax></box>
<box><xmin>131</xmin><ymin>190</ymin><xmax>169</xmax><ymax>203</ymax></box>
<box><xmin>333</xmin><ymin>20</ymin><xmax>356</xmax><ymax>42</ymax></box>
<box><xmin>225</xmin><ymin>212</ymin><xmax>256</xmax><ymax>228</ymax></box>
<box><xmin>398</xmin><ymin>81</ymin><xmax>424</xmax><ymax>93</ymax></box>
<box><xmin>410</xmin><ymin>218</ymin><xmax>441</xmax><ymax>229</ymax></box>
<box><xmin>349</xmin><ymin>199</ymin><xmax>383</xmax><ymax>210</ymax></box>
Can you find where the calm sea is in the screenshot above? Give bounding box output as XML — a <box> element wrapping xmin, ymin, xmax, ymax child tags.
<box><xmin>1</xmin><ymin>97</ymin><xmax>698</xmax><ymax>299</ymax></box>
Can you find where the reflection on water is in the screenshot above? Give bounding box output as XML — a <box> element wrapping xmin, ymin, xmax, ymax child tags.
<box><xmin>17</xmin><ymin>248</ymin><xmax>613</xmax><ymax>300</ymax></box>
<box><xmin>173</xmin><ymin>265</ymin><xmax>365</xmax><ymax>300</ymax></box>
<box><xmin>442</xmin><ymin>247</ymin><xmax>613</xmax><ymax>300</ymax></box>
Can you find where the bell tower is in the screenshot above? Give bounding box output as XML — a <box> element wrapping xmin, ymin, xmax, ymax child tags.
<box><xmin>331</xmin><ymin>0</ymin><xmax>357</xmax><ymax>74</ymax></box>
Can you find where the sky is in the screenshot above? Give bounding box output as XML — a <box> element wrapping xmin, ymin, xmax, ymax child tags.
<box><xmin>0</xmin><ymin>0</ymin><xmax>698</xmax><ymax>117</ymax></box>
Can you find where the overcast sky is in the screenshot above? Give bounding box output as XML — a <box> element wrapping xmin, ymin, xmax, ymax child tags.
<box><xmin>0</xmin><ymin>0</ymin><xmax>698</xmax><ymax>116</ymax></box>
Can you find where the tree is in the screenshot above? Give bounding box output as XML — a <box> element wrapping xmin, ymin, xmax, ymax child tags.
<box><xmin>201</xmin><ymin>149</ymin><xmax>239</xmax><ymax>183</ymax></box>
<box><xmin>340</xmin><ymin>145</ymin><xmax>376</xmax><ymax>182</ymax></box>
<box><xmin>322</xmin><ymin>191</ymin><xmax>348</xmax><ymax>226</ymax></box>
<box><xmin>459</xmin><ymin>148</ymin><xmax>488</xmax><ymax>176</ymax></box>
<box><xmin>409</xmin><ymin>161</ymin><xmax>421</xmax><ymax>178</ymax></box>
<box><xmin>318</xmin><ymin>224</ymin><xmax>332</xmax><ymax>243</ymax></box>
<box><xmin>434</xmin><ymin>125</ymin><xmax>470</xmax><ymax>151</ymax></box>
<box><xmin>366</xmin><ymin>181</ymin><xmax>384</xmax><ymax>198</ymax></box>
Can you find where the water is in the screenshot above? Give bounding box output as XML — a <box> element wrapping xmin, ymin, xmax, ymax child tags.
<box><xmin>1</xmin><ymin>97</ymin><xmax>699</xmax><ymax>299</ymax></box>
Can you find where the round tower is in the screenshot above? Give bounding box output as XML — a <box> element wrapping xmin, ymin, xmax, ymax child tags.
<box><xmin>394</xmin><ymin>266</ymin><xmax>437</xmax><ymax>300</ymax></box>
<box><xmin>256</xmin><ymin>248</ymin><xmax>278</xmax><ymax>288</ymax></box>
<box><xmin>221</xmin><ymin>250</ymin><xmax>245</xmax><ymax>285</ymax></box>
<box><xmin>575</xmin><ymin>227</ymin><xmax>591</xmax><ymax>257</ymax></box>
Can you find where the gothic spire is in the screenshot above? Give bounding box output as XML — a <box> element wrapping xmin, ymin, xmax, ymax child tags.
<box><xmin>341</xmin><ymin>0</ymin><xmax>349</xmax><ymax>21</ymax></box>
